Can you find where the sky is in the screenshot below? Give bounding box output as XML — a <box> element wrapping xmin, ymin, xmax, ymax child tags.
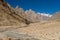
<box><xmin>5</xmin><ymin>0</ymin><xmax>60</xmax><ymax>15</ymax></box>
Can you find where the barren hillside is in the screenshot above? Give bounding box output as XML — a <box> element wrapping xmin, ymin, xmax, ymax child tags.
<box><xmin>16</xmin><ymin>21</ymin><xmax>60</xmax><ymax>40</ymax></box>
<box><xmin>51</xmin><ymin>12</ymin><xmax>60</xmax><ymax>21</ymax></box>
<box><xmin>0</xmin><ymin>0</ymin><xmax>30</xmax><ymax>26</ymax></box>
<box><xmin>0</xmin><ymin>0</ymin><xmax>60</xmax><ymax>40</ymax></box>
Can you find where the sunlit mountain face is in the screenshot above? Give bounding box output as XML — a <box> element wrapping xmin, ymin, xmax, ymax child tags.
<box><xmin>5</xmin><ymin>0</ymin><xmax>60</xmax><ymax>15</ymax></box>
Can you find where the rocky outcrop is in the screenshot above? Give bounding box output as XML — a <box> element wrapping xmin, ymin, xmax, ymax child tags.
<box><xmin>0</xmin><ymin>0</ymin><xmax>30</xmax><ymax>26</ymax></box>
<box><xmin>25</xmin><ymin>9</ymin><xmax>38</xmax><ymax>22</ymax></box>
<box><xmin>0</xmin><ymin>30</ymin><xmax>39</xmax><ymax>40</ymax></box>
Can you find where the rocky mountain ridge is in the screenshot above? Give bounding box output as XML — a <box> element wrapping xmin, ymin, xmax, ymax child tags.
<box><xmin>0</xmin><ymin>0</ymin><xmax>60</xmax><ymax>40</ymax></box>
<box><xmin>15</xmin><ymin>6</ymin><xmax>51</xmax><ymax>23</ymax></box>
<box><xmin>0</xmin><ymin>0</ymin><xmax>30</xmax><ymax>26</ymax></box>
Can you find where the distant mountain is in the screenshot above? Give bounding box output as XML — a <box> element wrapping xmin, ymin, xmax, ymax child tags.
<box><xmin>15</xmin><ymin>6</ymin><xmax>51</xmax><ymax>23</ymax></box>
<box><xmin>51</xmin><ymin>12</ymin><xmax>60</xmax><ymax>21</ymax></box>
<box><xmin>25</xmin><ymin>9</ymin><xmax>38</xmax><ymax>22</ymax></box>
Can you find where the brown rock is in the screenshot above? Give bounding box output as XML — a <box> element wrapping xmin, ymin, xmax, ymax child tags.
<box><xmin>0</xmin><ymin>0</ymin><xmax>30</xmax><ymax>26</ymax></box>
<box><xmin>51</xmin><ymin>11</ymin><xmax>60</xmax><ymax>21</ymax></box>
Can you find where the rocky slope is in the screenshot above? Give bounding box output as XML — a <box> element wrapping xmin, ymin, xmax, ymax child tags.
<box><xmin>0</xmin><ymin>0</ymin><xmax>60</xmax><ymax>40</ymax></box>
<box><xmin>0</xmin><ymin>0</ymin><xmax>39</xmax><ymax>40</ymax></box>
<box><xmin>51</xmin><ymin>12</ymin><xmax>60</xmax><ymax>21</ymax></box>
<box><xmin>16</xmin><ymin>21</ymin><xmax>60</xmax><ymax>40</ymax></box>
<box><xmin>0</xmin><ymin>30</ymin><xmax>39</xmax><ymax>40</ymax></box>
<box><xmin>0</xmin><ymin>0</ymin><xmax>30</xmax><ymax>26</ymax></box>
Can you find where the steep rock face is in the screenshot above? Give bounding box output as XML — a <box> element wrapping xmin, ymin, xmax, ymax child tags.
<box><xmin>0</xmin><ymin>0</ymin><xmax>29</xmax><ymax>26</ymax></box>
<box><xmin>51</xmin><ymin>12</ymin><xmax>60</xmax><ymax>21</ymax></box>
<box><xmin>15</xmin><ymin>6</ymin><xmax>26</xmax><ymax>19</ymax></box>
<box><xmin>15</xmin><ymin>6</ymin><xmax>40</xmax><ymax>23</ymax></box>
<box><xmin>25</xmin><ymin>9</ymin><xmax>38</xmax><ymax>22</ymax></box>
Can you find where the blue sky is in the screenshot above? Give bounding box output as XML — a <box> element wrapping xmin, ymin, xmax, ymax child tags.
<box><xmin>5</xmin><ymin>0</ymin><xmax>60</xmax><ymax>15</ymax></box>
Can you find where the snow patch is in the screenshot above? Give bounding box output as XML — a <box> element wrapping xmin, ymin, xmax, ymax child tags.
<box><xmin>37</xmin><ymin>12</ymin><xmax>52</xmax><ymax>17</ymax></box>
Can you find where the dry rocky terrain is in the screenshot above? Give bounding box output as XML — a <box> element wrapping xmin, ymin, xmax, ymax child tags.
<box><xmin>0</xmin><ymin>0</ymin><xmax>60</xmax><ymax>40</ymax></box>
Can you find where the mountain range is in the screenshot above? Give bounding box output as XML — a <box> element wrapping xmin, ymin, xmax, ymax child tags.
<box><xmin>0</xmin><ymin>0</ymin><xmax>52</xmax><ymax>26</ymax></box>
<box><xmin>0</xmin><ymin>0</ymin><xmax>60</xmax><ymax>40</ymax></box>
<box><xmin>15</xmin><ymin>6</ymin><xmax>52</xmax><ymax>23</ymax></box>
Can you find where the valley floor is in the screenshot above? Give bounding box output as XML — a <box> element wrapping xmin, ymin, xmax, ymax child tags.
<box><xmin>16</xmin><ymin>21</ymin><xmax>60</xmax><ymax>40</ymax></box>
<box><xmin>0</xmin><ymin>21</ymin><xmax>60</xmax><ymax>40</ymax></box>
